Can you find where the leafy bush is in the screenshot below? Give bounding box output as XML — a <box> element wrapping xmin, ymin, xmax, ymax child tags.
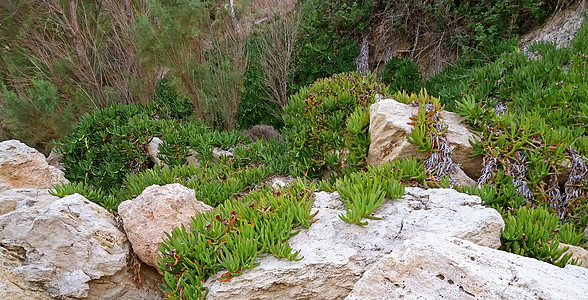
<box><xmin>282</xmin><ymin>72</ymin><xmax>390</xmax><ymax>178</ymax></box>
<box><xmin>291</xmin><ymin>0</ymin><xmax>372</xmax><ymax>92</ymax></box>
<box><xmin>159</xmin><ymin>179</ymin><xmax>317</xmax><ymax>299</ymax></box>
<box><xmin>153</xmin><ymin>76</ymin><xmax>194</xmax><ymax>120</ymax></box>
<box><xmin>50</xmin><ymin>182</ymin><xmax>117</xmax><ymax>212</ymax></box>
<box><xmin>381</xmin><ymin>57</ymin><xmax>422</xmax><ymax>93</ymax></box>
<box><xmin>56</xmin><ymin>104</ymin><xmax>156</xmax><ymax>192</ymax></box>
<box><xmin>334</xmin><ymin>164</ymin><xmax>405</xmax><ymax>226</ymax></box>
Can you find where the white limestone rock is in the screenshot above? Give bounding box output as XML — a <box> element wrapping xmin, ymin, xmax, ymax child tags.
<box><xmin>205</xmin><ymin>187</ymin><xmax>504</xmax><ymax>299</ymax></box>
<box><xmin>346</xmin><ymin>236</ymin><xmax>588</xmax><ymax>300</ymax></box>
<box><xmin>0</xmin><ymin>193</ymin><xmax>129</xmax><ymax>298</ymax></box>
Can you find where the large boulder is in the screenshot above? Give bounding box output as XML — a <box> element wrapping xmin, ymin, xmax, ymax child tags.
<box><xmin>0</xmin><ymin>193</ymin><xmax>130</xmax><ymax>299</ymax></box>
<box><xmin>0</xmin><ymin>140</ymin><xmax>68</xmax><ymax>192</ymax></box>
<box><xmin>367</xmin><ymin>99</ymin><xmax>483</xmax><ymax>179</ymax></box>
<box><xmin>118</xmin><ymin>184</ymin><xmax>213</xmax><ymax>268</ymax></box>
<box><xmin>205</xmin><ymin>187</ymin><xmax>504</xmax><ymax>299</ymax></box>
<box><xmin>346</xmin><ymin>236</ymin><xmax>588</xmax><ymax>299</ymax></box>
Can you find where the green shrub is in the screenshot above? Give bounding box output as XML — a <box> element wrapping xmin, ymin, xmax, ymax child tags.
<box><xmin>291</xmin><ymin>0</ymin><xmax>372</xmax><ymax>92</ymax></box>
<box><xmin>334</xmin><ymin>165</ymin><xmax>405</xmax><ymax>226</ymax></box>
<box><xmin>0</xmin><ymin>79</ymin><xmax>88</xmax><ymax>153</ymax></box>
<box><xmin>236</xmin><ymin>30</ymin><xmax>285</xmax><ymax>130</ymax></box>
<box><xmin>381</xmin><ymin>57</ymin><xmax>422</xmax><ymax>93</ymax></box>
<box><xmin>56</xmin><ymin>104</ymin><xmax>156</xmax><ymax>192</ymax></box>
<box><xmin>50</xmin><ymin>182</ymin><xmax>118</xmax><ymax>212</ymax></box>
<box><xmin>159</xmin><ymin>179</ymin><xmax>317</xmax><ymax>299</ymax></box>
<box><xmin>282</xmin><ymin>72</ymin><xmax>390</xmax><ymax>178</ymax></box>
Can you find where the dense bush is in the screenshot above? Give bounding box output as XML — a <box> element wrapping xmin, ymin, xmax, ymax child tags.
<box><xmin>236</xmin><ymin>32</ymin><xmax>284</xmax><ymax>130</ymax></box>
<box><xmin>282</xmin><ymin>72</ymin><xmax>390</xmax><ymax>178</ymax></box>
<box><xmin>56</xmin><ymin>104</ymin><xmax>156</xmax><ymax>192</ymax></box>
<box><xmin>53</xmin><ymin>102</ymin><xmax>292</xmax><ymax>210</ymax></box>
<box><xmin>153</xmin><ymin>76</ymin><xmax>194</xmax><ymax>120</ymax></box>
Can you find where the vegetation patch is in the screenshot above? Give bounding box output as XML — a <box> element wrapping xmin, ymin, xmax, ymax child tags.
<box><xmin>158</xmin><ymin>179</ymin><xmax>316</xmax><ymax>299</ymax></box>
<box><xmin>283</xmin><ymin>72</ymin><xmax>389</xmax><ymax>178</ymax></box>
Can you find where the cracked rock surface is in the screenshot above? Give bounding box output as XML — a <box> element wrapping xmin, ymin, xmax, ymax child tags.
<box><xmin>205</xmin><ymin>187</ymin><xmax>504</xmax><ymax>299</ymax></box>
<box><xmin>346</xmin><ymin>236</ymin><xmax>588</xmax><ymax>299</ymax></box>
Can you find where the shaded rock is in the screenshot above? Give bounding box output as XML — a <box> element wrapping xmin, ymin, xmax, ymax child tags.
<box><xmin>367</xmin><ymin>99</ymin><xmax>483</xmax><ymax>179</ymax></box>
<box><xmin>147</xmin><ymin>137</ymin><xmax>164</xmax><ymax>166</ymax></box>
<box><xmin>0</xmin><ymin>193</ymin><xmax>129</xmax><ymax>298</ymax></box>
<box><xmin>453</xmin><ymin>168</ymin><xmax>476</xmax><ymax>187</ymax></box>
<box><xmin>118</xmin><ymin>184</ymin><xmax>213</xmax><ymax>268</ymax></box>
<box><xmin>205</xmin><ymin>187</ymin><xmax>503</xmax><ymax>299</ymax></box>
<box><xmin>45</xmin><ymin>150</ymin><xmax>64</xmax><ymax>170</ymax></box>
<box><xmin>185</xmin><ymin>149</ymin><xmax>200</xmax><ymax>167</ymax></box>
<box><xmin>0</xmin><ymin>140</ymin><xmax>68</xmax><ymax>193</ymax></box>
<box><xmin>86</xmin><ymin>262</ymin><xmax>164</xmax><ymax>300</ymax></box>
<box><xmin>346</xmin><ymin>236</ymin><xmax>588</xmax><ymax>299</ymax></box>
<box><xmin>244</xmin><ymin>125</ymin><xmax>283</xmax><ymax>142</ymax></box>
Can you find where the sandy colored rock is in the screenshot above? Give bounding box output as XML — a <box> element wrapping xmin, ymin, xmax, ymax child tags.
<box><xmin>0</xmin><ymin>140</ymin><xmax>68</xmax><ymax>192</ymax></box>
<box><xmin>86</xmin><ymin>263</ymin><xmax>164</xmax><ymax>300</ymax></box>
<box><xmin>367</xmin><ymin>99</ymin><xmax>483</xmax><ymax>179</ymax></box>
<box><xmin>205</xmin><ymin>188</ymin><xmax>503</xmax><ymax>299</ymax></box>
<box><xmin>118</xmin><ymin>184</ymin><xmax>213</xmax><ymax>268</ymax></box>
<box><xmin>346</xmin><ymin>236</ymin><xmax>588</xmax><ymax>300</ymax></box>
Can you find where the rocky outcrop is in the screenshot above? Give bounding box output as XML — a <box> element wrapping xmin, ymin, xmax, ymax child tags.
<box><xmin>367</xmin><ymin>99</ymin><xmax>483</xmax><ymax>179</ymax></box>
<box><xmin>118</xmin><ymin>184</ymin><xmax>213</xmax><ymax>268</ymax></box>
<box><xmin>0</xmin><ymin>140</ymin><xmax>68</xmax><ymax>193</ymax></box>
<box><xmin>519</xmin><ymin>1</ymin><xmax>588</xmax><ymax>50</ymax></box>
<box><xmin>0</xmin><ymin>193</ymin><xmax>130</xmax><ymax>299</ymax></box>
<box><xmin>205</xmin><ymin>187</ymin><xmax>504</xmax><ymax>299</ymax></box>
<box><xmin>0</xmin><ymin>188</ymin><xmax>57</xmax><ymax>215</ymax></box>
<box><xmin>346</xmin><ymin>236</ymin><xmax>588</xmax><ymax>299</ymax></box>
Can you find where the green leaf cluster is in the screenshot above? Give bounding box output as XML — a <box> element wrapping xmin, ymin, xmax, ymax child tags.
<box><xmin>158</xmin><ymin>180</ymin><xmax>317</xmax><ymax>299</ymax></box>
<box><xmin>334</xmin><ymin>168</ymin><xmax>404</xmax><ymax>226</ymax></box>
<box><xmin>49</xmin><ymin>182</ymin><xmax>117</xmax><ymax>212</ymax></box>
<box><xmin>282</xmin><ymin>72</ymin><xmax>389</xmax><ymax>178</ymax></box>
<box><xmin>501</xmin><ymin>206</ymin><xmax>584</xmax><ymax>267</ymax></box>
